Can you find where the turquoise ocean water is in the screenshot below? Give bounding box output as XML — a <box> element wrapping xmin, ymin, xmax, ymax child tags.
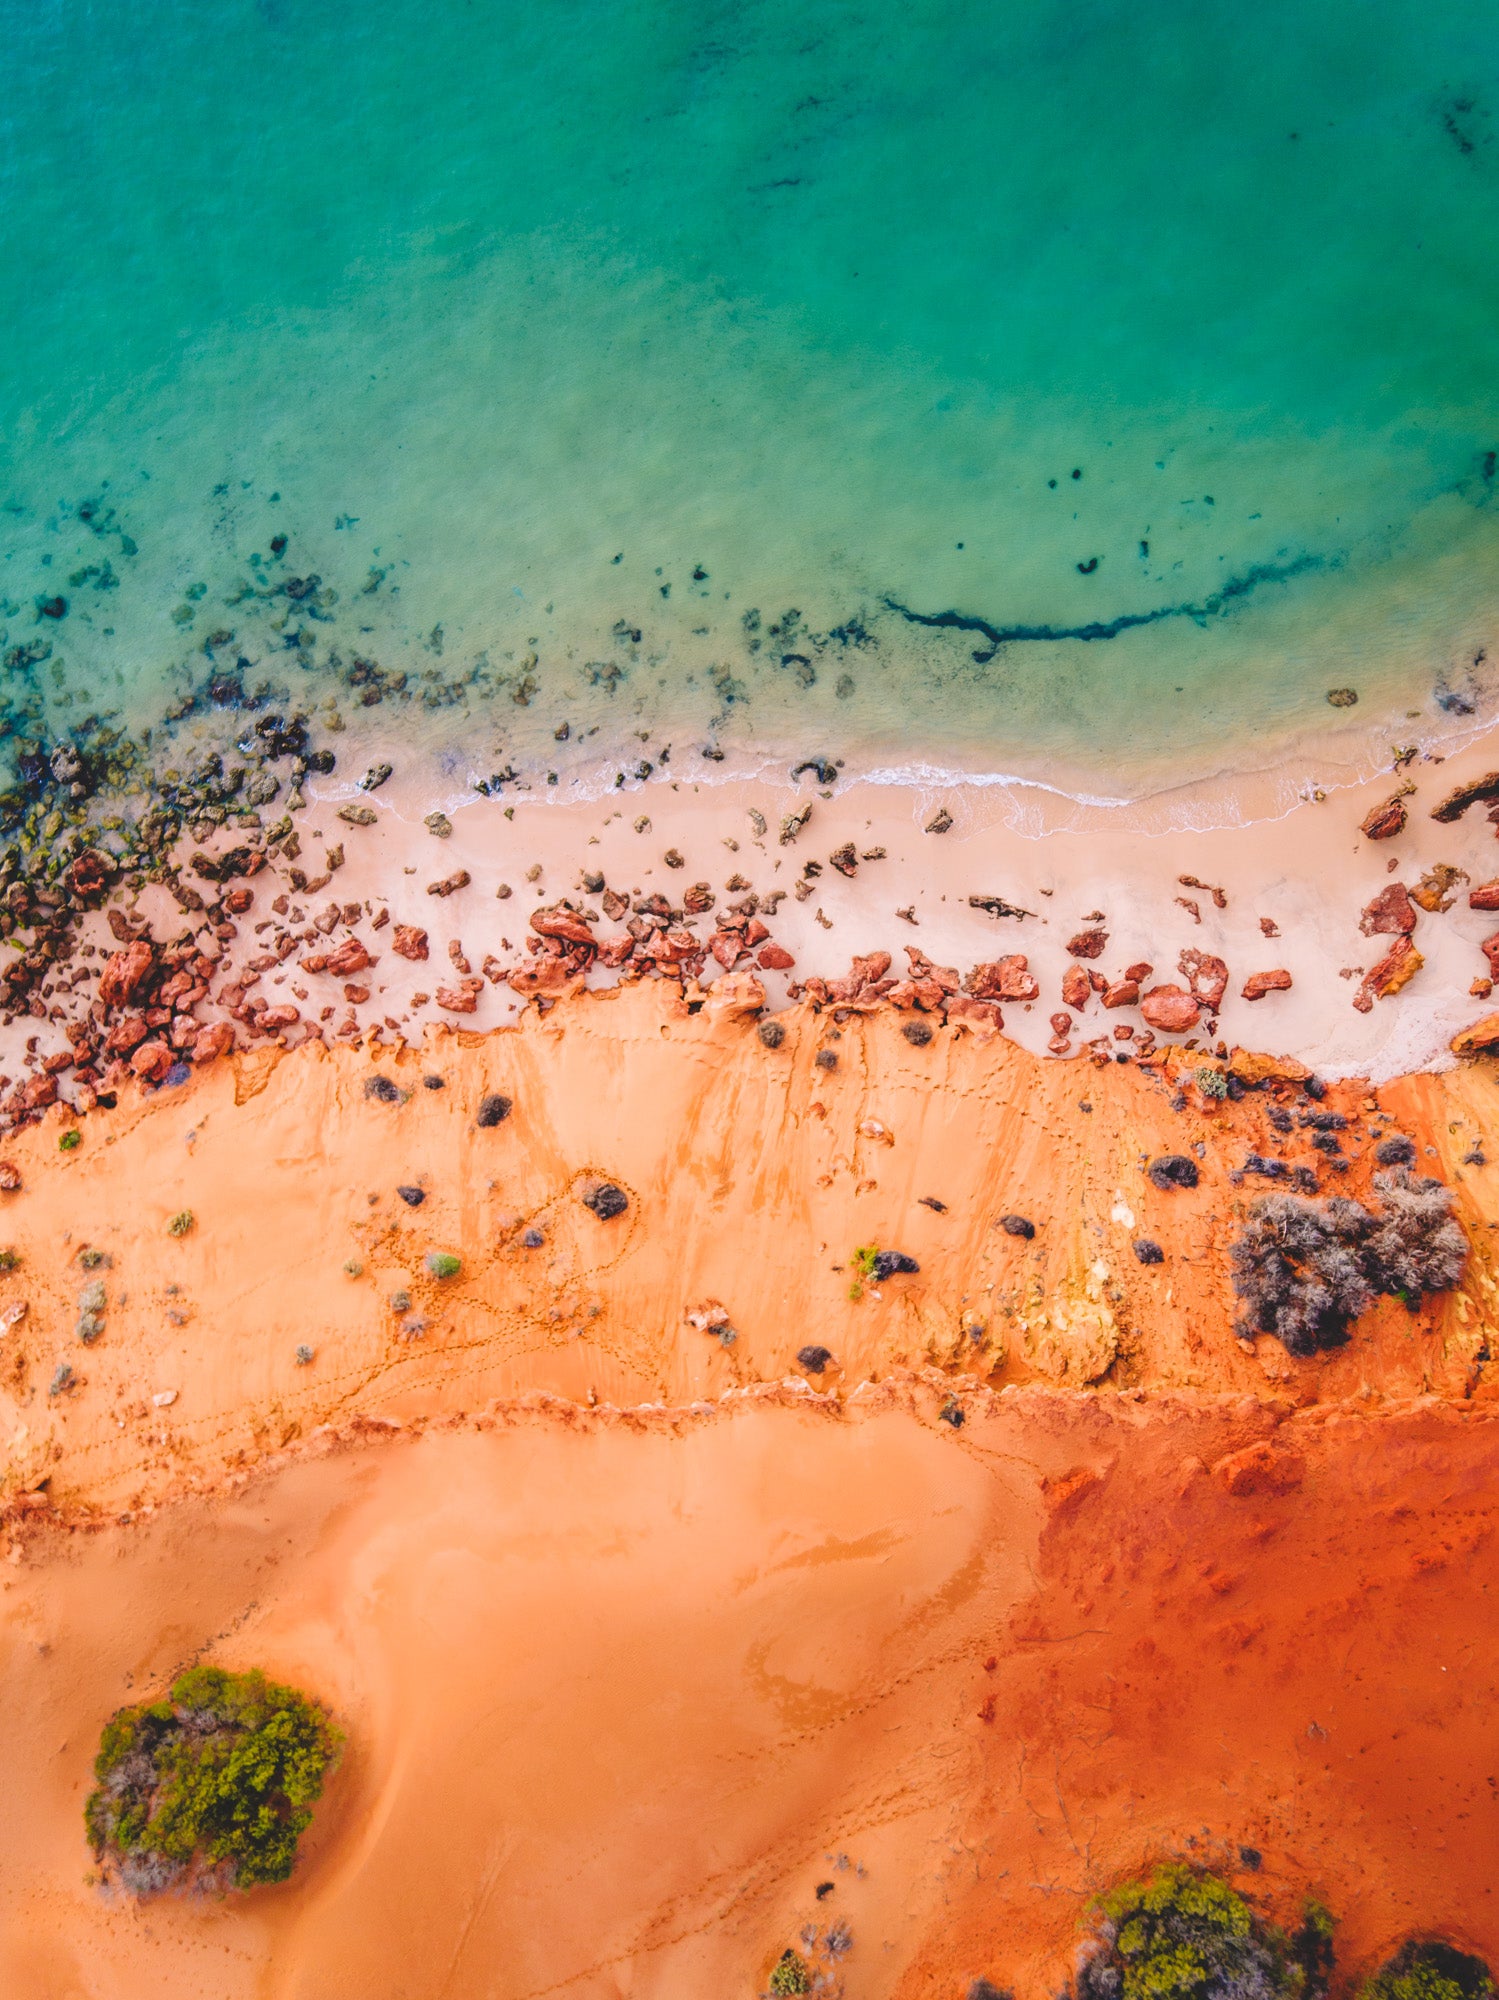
<box><xmin>5</xmin><ymin>0</ymin><xmax>1499</xmax><ymax>808</ymax></box>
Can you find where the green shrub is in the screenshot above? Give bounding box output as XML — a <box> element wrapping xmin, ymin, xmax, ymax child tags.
<box><xmin>1076</xmin><ymin>1864</ymin><xmax>1332</xmax><ymax>2000</ymax></box>
<box><xmin>59</xmin><ymin>1129</ymin><xmax>81</xmax><ymax>1152</ymax></box>
<box><xmin>166</xmin><ymin>1210</ymin><xmax>194</xmax><ymax>1237</ymax></box>
<box><xmin>768</xmin><ymin>1949</ymin><xmax>811</xmax><ymax>1996</ymax></box>
<box><xmin>427</xmin><ymin>1252</ymin><xmax>461</xmax><ymax>1280</ymax></box>
<box><xmin>1195</xmin><ymin>1067</ymin><xmax>1229</xmax><ymax>1101</ymax></box>
<box><xmin>848</xmin><ymin>1243</ymin><xmax>880</xmax><ymax>1301</ymax></box>
<box><xmin>85</xmin><ymin>1664</ymin><xmax>341</xmax><ymax>1895</ymax></box>
<box><xmin>1359</xmin><ymin>1943</ymin><xmax>1493</xmax><ymax>2000</ymax></box>
<box><xmin>0</xmin><ymin>1248</ymin><xmax>18</xmax><ymax>1273</ymax></box>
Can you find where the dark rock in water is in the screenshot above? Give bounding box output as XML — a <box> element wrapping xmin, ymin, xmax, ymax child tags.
<box><xmin>796</xmin><ymin>1344</ymin><xmax>832</xmax><ymax>1374</ymax></box>
<box><xmin>522</xmin><ymin>1227</ymin><xmax>545</xmax><ymax>1248</ymax></box>
<box><xmin>1132</xmin><ymin>1237</ymin><xmax>1165</xmax><ymax>1265</ymax></box>
<box><xmin>584</xmin><ymin>1182</ymin><xmax>628</xmax><ymax>1221</ymax></box>
<box><xmin>903</xmin><ymin>1020</ymin><xmax>933</xmax><ymax>1046</ymax></box>
<box><xmin>422</xmin><ymin>1074</ymin><xmax>445</xmax><ymax>1091</ymax></box>
<box><xmin>873</xmin><ymin>1250</ymin><xmax>918</xmax><ymax>1279</ymax></box>
<box><xmin>792</xmin><ymin>758</ymin><xmax>836</xmax><ymax>785</ymax></box>
<box><xmin>476</xmin><ymin>1092</ymin><xmax>512</xmax><ymax>1127</ymax></box>
<box><xmin>758</xmin><ymin>1018</ymin><xmax>786</xmax><ymax>1049</ymax></box>
<box><xmin>364</xmin><ymin>1075</ymin><xmax>402</xmax><ymax>1104</ymax></box>
<box><xmin>999</xmin><ymin>1213</ymin><xmax>1035</xmax><ymax>1239</ymax></box>
<box><xmin>396</xmin><ymin>1185</ymin><xmax>425</xmax><ymax>1207</ymax></box>
<box><xmin>360</xmin><ymin>762</ymin><xmax>394</xmax><ymax>792</ymax></box>
<box><xmin>305</xmin><ymin>748</ymin><xmax>336</xmax><ymax>774</ymax></box>
<box><xmin>37</xmin><ymin>595</ymin><xmax>67</xmax><ymax>619</ymax></box>
<box><xmin>1375</xmin><ymin>1134</ymin><xmax>1417</xmax><ymax>1165</ymax></box>
<box><xmin>1148</xmin><ymin>1154</ymin><xmax>1199</xmax><ymax>1190</ymax></box>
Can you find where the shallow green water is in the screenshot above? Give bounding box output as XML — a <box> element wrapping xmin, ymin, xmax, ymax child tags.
<box><xmin>4</xmin><ymin>0</ymin><xmax>1499</xmax><ymax>802</ymax></box>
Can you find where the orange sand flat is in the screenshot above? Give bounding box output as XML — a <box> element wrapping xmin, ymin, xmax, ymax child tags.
<box><xmin>3</xmin><ymin>993</ymin><xmax>1499</xmax><ymax>1995</ymax></box>
<box><xmin>2</xmin><ymin>1399</ymin><xmax>1496</xmax><ymax>1998</ymax></box>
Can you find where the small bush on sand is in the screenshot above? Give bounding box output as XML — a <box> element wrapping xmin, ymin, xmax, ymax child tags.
<box><xmin>1074</xmin><ymin>1864</ymin><xmax>1332</xmax><ymax>2000</ymax></box>
<box><xmin>426</xmin><ymin>1252</ymin><xmax>461</xmax><ymax>1280</ymax></box>
<box><xmin>1358</xmin><ymin>1942</ymin><xmax>1493</xmax><ymax>2000</ymax></box>
<box><xmin>166</xmin><ymin>1210</ymin><xmax>194</xmax><ymax>1238</ymax></box>
<box><xmin>1230</xmin><ymin>1171</ymin><xmax>1467</xmax><ymax>1355</ymax></box>
<box><xmin>59</xmin><ymin>1129</ymin><xmax>81</xmax><ymax>1152</ymax></box>
<box><xmin>768</xmin><ymin>1948</ymin><xmax>811</xmax><ymax>1996</ymax></box>
<box><xmin>85</xmin><ymin>1664</ymin><xmax>340</xmax><ymax>1896</ymax></box>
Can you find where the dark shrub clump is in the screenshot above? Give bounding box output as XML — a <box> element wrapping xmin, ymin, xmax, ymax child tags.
<box><xmin>476</xmin><ymin>1092</ymin><xmax>512</xmax><ymax>1127</ymax></box>
<box><xmin>395</xmin><ymin>1185</ymin><xmax>425</xmax><ymax>1207</ymax></box>
<box><xmin>1074</xmin><ymin>1864</ymin><xmax>1332</xmax><ymax>2000</ymax></box>
<box><xmin>583</xmin><ymin>1182</ymin><xmax>628</xmax><ymax>1221</ymax></box>
<box><xmin>902</xmin><ymin>1019</ymin><xmax>933</xmax><ymax>1046</ymax></box>
<box><xmin>85</xmin><ymin>1665</ymin><xmax>340</xmax><ymax>1896</ymax></box>
<box><xmin>1230</xmin><ymin>1170</ymin><xmax>1467</xmax><ymax>1355</ymax></box>
<box><xmin>1149</xmin><ymin>1154</ymin><xmax>1200</xmax><ymax>1191</ymax></box>
<box><xmin>1358</xmin><ymin>1941</ymin><xmax>1493</xmax><ymax>2000</ymax></box>
<box><xmin>1132</xmin><ymin>1238</ymin><xmax>1165</xmax><ymax>1265</ymax></box>
<box><xmin>872</xmin><ymin>1250</ymin><xmax>918</xmax><ymax>1279</ymax></box>
<box><xmin>1374</xmin><ymin>1134</ymin><xmax>1416</xmax><ymax>1167</ymax></box>
<box><xmin>363</xmin><ymin>1075</ymin><xmax>402</xmax><ymax>1104</ymax></box>
<box><xmin>999</xmin><ymin>1213</ymin><xmax>1036</xmax><ymax>1239</ymax></box>
<box><xmin>796</xmin><ymin>1344</ymin><xmax>832</xmax><ymax>1374</ymax></box>
<box><xmin>758</xmin><ymin>1017</ymin><xmax>786</xmax><ymax>1049</ymax></box>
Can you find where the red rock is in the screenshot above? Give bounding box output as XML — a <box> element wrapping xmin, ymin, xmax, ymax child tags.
<box><xmin>1473</xmin><ymin>979</ymin><xmax>1494</xmax><ymax>1000</ymax></box>
<box><xmin>130</xmin><ymin>1040</ymin><xmax>174</xmax><ymax>1082</ymax></box>
<box><xmin>531</xmin><ymin>906</ymin><xmax>595</xmax><ymax>948</ymax></box>
<box><xmin>757</xmin><ymin>944</ymin><xmax>795</xmax><ymax>971</ymax></box>
<box><xmin>15</xmin><ymin>1074</ymin><xmax>58</xmax><ymax>1112</ymax></box>
<box><xmin>321</xmin><ymin>936</ymin><xmax>374</xmax><ymax>977</ymax></box>
<box><xmin>257</xmin><ymin>1005</ymin><xmax>301</xmax><ymax>1030</ymax></box>
<box><xmin>1431</xmin><ymin>770</ymin><xmax>1499</xmax><ymax>822</ymax></box>
<box><xmin>885</xmin><ymin>980</ymin><xmax>917</xmax><ymax>1008</ymax></box>
<box><xmin>1356</xmin><ymin>935</ymin><xmax>1422</xmax><ymax>1009</ymax></box>
<box><xmin>745</xmin><ymin>919</ymin><xmax>770</xmax><ymax>948</ymax></box>
<box><xmin>168</xmin><ymin>1017</ymin><xmax>199</xmax><ymax>1051</ymax></box>
<box><xmin>1066</xmin><ymin>929</ymin><xmax>1108</xmax><ymax>959</ymax></box>
<box><xmin>508</xmin><ymin>958</ymin><xmax>582</xmax><ymax>998</ymax></box>
<box><xmin>1360</xmin><ymin>794</ymin><xmax>1408</xmax><ymax>840</ymax></box>
<box><xmin>1102</xmin><ymin>979</ymin><xmax>1140</xmax><ymax>1009</ymax></box>
<box><xmin>912</xmin><ymin>978</ymin><xmax>947</xmax><ymax>1011</ymax></box>
<box><xmin>427</xmin><ymin>869</ymin><xmax>472</xmax><ymax>898</ymax></box>
<box><xmin>849</xmin><ymin>951</ymin><xmax>892</xmax><ymax>988</ymax></box>
<box><xmin>1452</xmin><ymin>1012</ymin><xmax>1499</xmax><ymax>1056</ymax></box>
<box><xmin>391</xmin><ymin>925</ymin><xmax>429</xmax><ymax>961</ymax></box>
<box><xmin>1124</xmin><ymin>961</ymin><xmax>1154</xmax><ymax>982</ymax></box>
<box><xmin>596</xmin><ymin>935</ymin><xmax>635</xmax><ymax>969</ymax></box>
<box><xmin>1483</xmin><ymin>933</ymin><xmax>1499</xmax><ymax>978</ymax></box>
<box><xmin>1470</xmin><ymin>880</ymin><xmax>1499</xmax><ymax>911</ymax></box>
<box><xmin>99</xmin><ymin>939</ymin><xmax>156</xmax><ymax>1009</ymax></box>
<box><xmin>66</xmin><ymin>849</ymin><xmax>114</xmax><ymax>900</ymax></box>
<box><xmin>1061</xmin><ymin>964</ymin><xmax>1091</xmax><ymax>1011</ymax></box>
<box><xmin>1359</xmin><ymin>882</ymin><xmax>1416</xmax><ymax>936</ymax></box>
<box><xmin>965</xmin><ymin>954</ymin><xmax>1038</xmax><ymax>1002</ymax></box>
<box><xmin>945</xmin><ymin>994</ymin><xmax>1002</xmax><ymax>1029</ymax></box>
<box><xmin>437</xmin><ymin>980</ymin><xmax>482</xmax><ymax>1013</ymax></box>
<box><xmin>191</xmin><ymin>1022</ymin><xmax>235</xmax><ymax>1064</ymax></box>
<box><xmin>1050</xmin><ymin>1012</ymin><xmax>1073</xmax><ymax>1036</ymax></box>
<box><xmin>1139</xmin><ymin>985</ymin><xmax>1201</xmax><ymax>1033</ymax></box>
<box><xmin>102</xmin><ymin>1014</ymin><xmax>150</xmax><ymax>1054</ymax></box>
<box><xmin>1112</xmin><ymin>1025</ymin><xmax>1134</xmax><ymax>1041</ymax></box>
<box><xmin>1259</xmin><ymin>917</ymin><xmax>1279</xmax><ymax>937</ymax></box>
<box><xmin>1178</xmin><ymin>948</ymin><xmax>1228</xmax><ymax>1011</ymax></box>
<box><xmin>709</xmin><ymin>933</ymin><xmax>743</xmax><ymax>969</ymax></box>
<box><xmin>1242</xmin><ymin>968</ymin><xmax>1293</xmax><ymax>1001</ymax></box>
<box><xmin>223</xmin><ymin>885</ymin><xmax>255</xmax><ymax>914</ymax></box>
<box><xmin>0</xmin><ymin>1162</ymin><xmax>22</xmax><ymax>1191</ymax></box>
<box><xmin>343</xmin><ymin>983</ymin><xmax>370</xmax><ymax>1004</ymax></box>
<box><xmin>904</xmin><ymin>947</ymin><xmax>960</xmax><ymax>993</ymax></box>
<box><xmin>1047</xmin><ymin>1035</ymin><xmax>1071</xmax><ymax>1056</ymax></box>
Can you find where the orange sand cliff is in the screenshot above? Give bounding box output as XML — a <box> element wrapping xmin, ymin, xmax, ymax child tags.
<box><xmin>1</xmin><ymin>987</ymin><xmax>1497</xmax><ymax>1995</ymax></box>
